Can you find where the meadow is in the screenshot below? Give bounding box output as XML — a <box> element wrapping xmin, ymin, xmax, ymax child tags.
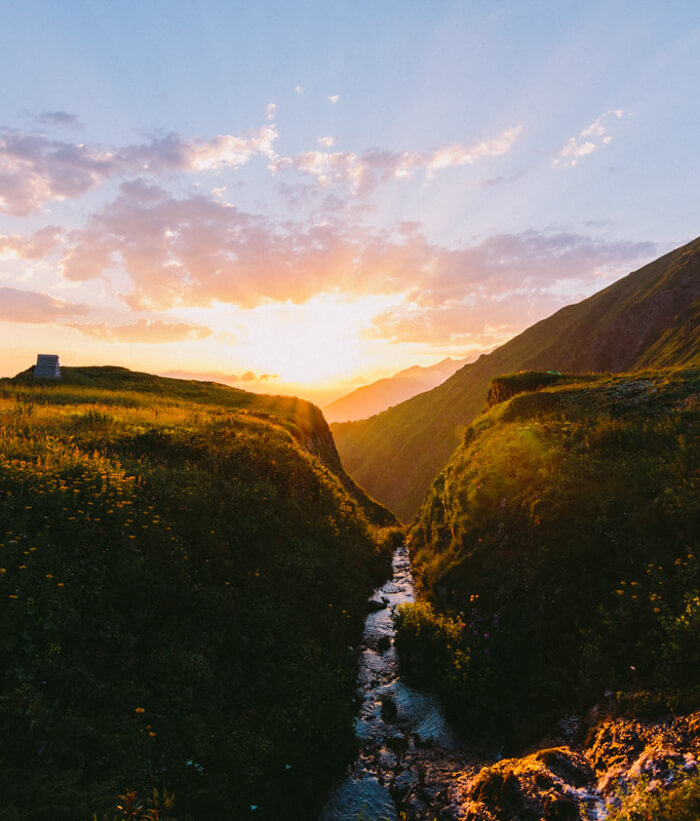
<box><xmin>0</xmin><ymin>369</ymin><xmax>396</xmax><ymax>820</ymax></box>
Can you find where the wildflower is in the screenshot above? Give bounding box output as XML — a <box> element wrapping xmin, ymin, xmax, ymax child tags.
<box><xmin>57</xmin><ymin>582</ymin><xmax>64</xmax><ymax>588</ymax></box>
<box><xmin>9</xmin><ymin>594</ymin><xmax>18</xmax><ymax>599</ymax></box>
<box><xmin>135</xmin><ymin>707</ymin><xmax>146</xmax><ymax>713</ymax></box>
<box><xmin>148</xmin><ymin>731</ymin><xmax>156</xmax><ymax>737</ymax></box>
<box><xmin>46</xmin><ymin>574</ymin><xmax>53</xmax><ymax>579</ymax></box>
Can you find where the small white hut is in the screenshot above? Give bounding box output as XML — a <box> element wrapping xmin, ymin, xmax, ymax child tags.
<box><xmin>34</xmin><ymin>354</ymin><xmax>61</xmax><ymax>380</ymax></box>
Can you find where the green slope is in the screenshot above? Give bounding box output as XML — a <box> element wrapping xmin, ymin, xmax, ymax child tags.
<box><xmin>333</xmin><ymin>236</ymin><xmax>700</xmax><ymax>521</ymax></box>
<box><xmin>0</xmin><ymin>368</ymin><xmax>396</xmax><ymax>820</ymax></box>
<box><xmin>395</xmin><ymin>367</ymin><xmax>700</xmax><ymax>741</ymax></box>
<box><xmin>12</xmin><ymin>365</ymin><xmax>394</xmax><ymax>527</ymax></box>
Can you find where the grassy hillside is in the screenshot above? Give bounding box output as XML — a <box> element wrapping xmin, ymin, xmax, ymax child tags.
<box><xmin>395</xmin><ymin>366</ymin><xmax>699</xmax><ymax>744</ymax></box>
<box><xmin>333</xmin><ymin>236</ymin><xmax>700</xmax><ymax>521</ymax></box>
<box><xmin>0</xmin><ymin>368</ymin><xmax>396</xmax><ymax>820</ymax></box>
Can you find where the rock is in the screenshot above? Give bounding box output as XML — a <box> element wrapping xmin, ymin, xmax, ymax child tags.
<box><xmin>381</xmin><ymin>695</ymin><xmax>398</xmax><ymax>722</ymax></box>
<box><xmin>391</xmin><ymin>768</ymin><xmax>415</xmax><ymax>801</ymax></box>
<box><xmin>535</xmin><ymin>748</ymin><xmax>592</xmax><ymax>787</ymax></box>
<box><xmin>544</xmin><ymin>792</ymin><xmax>580</xmax><ymax>820</ymax></box>
<box><xmin>470</xmin><ymin>769</ymin><xmax>504</xmax><ymax>803</ymax></box>
<box><xmin>378</xmin><ymin>635</ymin><xmax>391</xmax><ymax>653</ymax></box>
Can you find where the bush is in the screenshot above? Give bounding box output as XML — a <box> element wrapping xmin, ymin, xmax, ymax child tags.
<box><xmin>607</xmin><ymin>771</ymin><xmax>700</xmax><ymax>821</ymax></box>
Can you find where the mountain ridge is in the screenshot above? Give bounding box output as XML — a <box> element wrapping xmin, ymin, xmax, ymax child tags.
<box><xmin>332</xmin><ymin>236</ymin><xmax>700</xmax><ymax>521</ymax></box>
<box><xmin>323</xmin><ymin>356</ymin><xmax>471</xmax><ymax>423</ymax></box>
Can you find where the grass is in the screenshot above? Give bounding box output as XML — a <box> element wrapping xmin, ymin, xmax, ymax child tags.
<box><xmin>0</xmin><ymin>369</ymin><xmax>395</xmax><ymax>820</ymax></box>
<box><xmin>395</xmin><ymin>367</ymin><xmax>699</xmax><ymax>744</ymax></box>
<box><xmin>606</xmin><ymin>771</ymin><xmax>700</xmax><ymax>821</ymax></box>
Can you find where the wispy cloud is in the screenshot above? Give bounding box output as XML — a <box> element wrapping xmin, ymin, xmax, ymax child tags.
<box><xmin>0</xmin><ymin>285</ymin><xmax>89</xmax><ymax>323</ymax></box>
<box><xmin>266</xmin><ymin>103</ymin><xmax>277</xmax><ymax>121</ymax></box>
<box><xmin>35</xmin><ymin>110</ymin><xmax>84</xmax><ymax>129</ymax></box>
<box><xmin>0</xmin><ymin>125</ymin><xmax>278</xmax><ymax>214</ymax></box>
<box><xmin>328</xmin><ymin>95</ymin><xmax>339</xmax><ymax>104</ymax></box>
<box><xmin>70</xmin><ymin>318</ymin><xmax>212</xmax><ymax>343</ymax></box>
<box><xmin>317</xmin><ymin>136</ymin><xmax>336</xmax><ymax>147</ymax></box>
<box><xmin>553</xmin><ymin>109</ymin><xmax>623</xmax><ymax>169</ymax></box>
<box><xmin>273</xmin><ymin>126</ymin><xmax>523</xmax><ymax>193</ymax></box>
<box><xmin>164</xmin><ymin>369</ymin><xmax>278</xmax><ymax>383</ymax></box>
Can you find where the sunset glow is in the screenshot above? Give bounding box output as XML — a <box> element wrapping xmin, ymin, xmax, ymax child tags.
<box><xmin>1</xmin><ymin>2</ymin><xmax>698</xmax><ymax>403</ymax></box>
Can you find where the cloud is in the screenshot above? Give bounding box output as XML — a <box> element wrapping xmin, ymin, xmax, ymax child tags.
<box><xmin>266</xmin><ymin>103</ymin><xmax>277</xmax><ymax>121</ymax></box>
<box><xmin>317</xmin><ymin>136</ymin><xmax>337</xmax><ymax>148</ymax></box>
<box><xmin>54</xmin><ymin>183</ymin><xmax>657</xmax><ymax>331</ymax></box>
<box><xmin>364</xmin><ymin>291</ymin><xmax>570</xmax><ymax>345</ymax></box>
<box><xmin>59</xmin><ymin>184</ymin><xmax>444</xmax><ymax>309</ymax></box>
<box><xmin>35</xmin><ymin>111</ymin><xmax>84</xmax><ymax>129</ymax></box>
<box><xmin>553</xmin><ymin>110</ymin><xmax>623</xmax><ymax>169</ymax></box>
<box><xmin>0</xmin><ymin>225</ymin><xmax>63</xmax><ymax>258</ymax></box>
<box><xmin>0</xmin><ymin>125</ymin><xmax>278</xmax><ymax>214</ymax></box>
<box><xmin>164</xmin><ymin>369</ymin><xmax>279</xmax><ymax>383</ymax></box>
<box><xmin>273</xmin><ymin>126</ymin><xmax>523</xmax><ymax>193</ymax></box>
<box><xmin>294</xmin><ymin>85</ymin><xmax>304</xmax><ymax>93</ymax></box>
<box><xmin>0</xmin><ymin>286</ymin><xmax>89</xmax><ymax>323</ymax></box>
<box><xmin>328</xmin><ymin>95</ymin><xmax>339</xmax><ymax>103</ymax></box>
<box><xmin>69</xmin><ymin>318</ymin><xmax>213</xmax><ymax>343</ymax></box>
<box><xmin>363</xmin><ymin>229</ymin><xmax>656</xmax><ymax>345</ymax></box>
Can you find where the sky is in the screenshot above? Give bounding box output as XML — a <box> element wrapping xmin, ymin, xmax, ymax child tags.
<box><xmin>1</xmin><ymin>1</ymin><xmax>698</xmax><ymax>405</ymax></box>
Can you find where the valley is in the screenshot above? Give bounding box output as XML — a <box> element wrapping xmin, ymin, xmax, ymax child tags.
<box><xmin>0</xmin><ymin>240</ymin><xmax>698</xmax><ymax>821</ymax></box>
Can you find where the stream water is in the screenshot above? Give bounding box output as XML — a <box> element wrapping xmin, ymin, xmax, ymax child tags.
<box><xmin>319</xmin><ymin>545</ymin><xmax>467</xmax><ymax>820</ymax></box>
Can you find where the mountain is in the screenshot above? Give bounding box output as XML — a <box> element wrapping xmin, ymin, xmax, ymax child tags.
<box><xmin>332</xmin><ymin>236</ymin><xmax>700</xmax><ymax>521</ymax></box>
<box><xmin>323</xmin><ymin>356</ymin><xmax>470</xmax><ymax>423</ymax></box>
<box><xmin>0</xmin><ymin>366</ymin><xmax>397</xmax><ymax>820</ymax></box>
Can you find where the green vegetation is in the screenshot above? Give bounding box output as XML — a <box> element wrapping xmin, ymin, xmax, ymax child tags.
<box><xmin>333</xmin><ymin>236</ymin><xmax>700</xmax><ymax>521</ymax></box>
<box><xmin>395</xmin><ymin>367</ymin><xmax>699</xmax><ymax>744</ymax></box>
<box><xmin>485</xmin><ymin>371</ymin><xmax>570</xmax><ymax>408</ymax></box>
<box><xmin>606</xmin><ymin>771</ymin><xmax>700</xmax><ymax>821</ymax></box>
<box><xmin>0</xmin><ymin>368</ymin><xmax>394</xmax><ymax>820</ymax></box>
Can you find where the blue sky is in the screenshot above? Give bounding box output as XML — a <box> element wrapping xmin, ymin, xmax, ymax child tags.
<box><xmin>1</xmin><ymin>1</ymin><xmax>698</xmax><ymax>402</ymax></box>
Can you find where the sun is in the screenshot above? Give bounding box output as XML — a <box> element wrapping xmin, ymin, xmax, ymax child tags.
<box><xmin>197</xmin><ymin>293</ymin><xmax>402</xmax><ymax>386</ymax></box>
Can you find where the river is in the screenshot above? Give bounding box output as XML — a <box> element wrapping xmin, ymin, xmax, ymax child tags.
<box><xmin>319</xmin><ymin>544</ymin><xmax>477</xmax><ymax>820</ymax></box>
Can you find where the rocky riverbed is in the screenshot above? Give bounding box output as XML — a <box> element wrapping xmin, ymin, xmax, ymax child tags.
<box><xmin>319</xmin><ymin>546</ymin><xmax>699</xmax><ymax>820</ymax></box>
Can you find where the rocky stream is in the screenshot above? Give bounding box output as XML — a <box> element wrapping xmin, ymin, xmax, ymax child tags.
<box><xmin>318</xmin><ymin>546</ymin><xmax>700</xmax><ymax>821</ymax></box>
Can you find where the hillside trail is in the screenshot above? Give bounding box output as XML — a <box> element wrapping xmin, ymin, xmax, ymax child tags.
<box><xmin>319</xmin><ymin>545</ymin><xmax>490</xmax><ymax>820</ymax></box>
